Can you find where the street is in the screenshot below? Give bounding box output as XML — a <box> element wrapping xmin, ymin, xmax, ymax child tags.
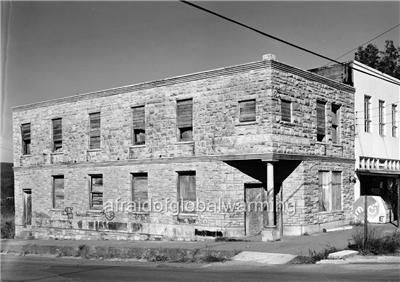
<box><xmin>1</xmin><ymin>255</ymin><xmax>399</xmax><ymax>282</ymax></box>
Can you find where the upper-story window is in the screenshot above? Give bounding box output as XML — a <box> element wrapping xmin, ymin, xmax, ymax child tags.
<box><xmin>21</xmin><ymin>123</ymin><xmax>31</xmax><ymax>155</ymax></box>
<box><xmin>177</xmin><ymin>99</ymin><xmax>193</xmax><ymax>141</ymax></box>
<box><xmin>316</xmin><ymin>100</ymin><xmax>326</xmax><ymax>142</ymax></box>
<box><xmin>392</xmin><ymin>104</ymin><xmax>398</xmax><ymax>138</ymax></box>
<box><xmin>132</xmin><ymin>106</ymin><xmax>145</xmax><ymax>145</ymax></box>
<box><xmin>331</xmin><ymin>104</ymin><xmax>340</xmax><ymax>143</ymax></box>
<box><xmin>280</xmin><ymin>99</ymin><xmax>291</xmax><ymax>122</ymax></box>
<box><xmin>89</xmin><ymin>112</ymin><xmax>101</xmax><ymax>149</ymax></box>
<box><xmin>52</xmin><ymin>118</ymin><xmax>62</xmax><ymax>152</ymax></box>
<box><xmin>239</xmin><ymin>99</ymin><xmax>256</xmax><ymax>122</ymax></box>
<box><xmin>364</xmin><ymin>95</ymin><xmax>371</xmax><ymax>132</ymax></box>
<box><xmin>379</xmin><ymin>100</ymin><xmax>385</xmax><ymax>136</ymax></box>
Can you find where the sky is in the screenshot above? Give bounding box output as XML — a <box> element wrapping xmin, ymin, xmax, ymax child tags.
<box><xmin>1</xmin><ymin>1</ymin><xmax>399</xmax><ymax>162</ymax></box>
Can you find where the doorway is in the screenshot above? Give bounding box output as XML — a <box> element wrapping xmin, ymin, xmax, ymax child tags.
<box><xmin>244</xmin><ymin>183</ymin><xmax>265</xmax><ymax>236</ymax></box>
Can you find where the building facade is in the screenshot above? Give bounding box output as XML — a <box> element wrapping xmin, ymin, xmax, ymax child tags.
<box><xmin>310</xmin><ymin>60</ymin><xmax>400</xmax><ymax>223</ymax></box>
<box><xmin>13</xmin><ymin>55</ymin><xmax>355</xmax><ymax>240</ymax></box>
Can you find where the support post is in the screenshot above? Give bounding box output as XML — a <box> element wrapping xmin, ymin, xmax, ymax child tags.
<box><xmin>363</xmin><ymin>194</ymin><xmax>368</xmax><ymax>249</ymax></box>
<box><xmin>266</xmin><ymin>162</ymin><xmax>275</xmax><ymax>226</ymax></box>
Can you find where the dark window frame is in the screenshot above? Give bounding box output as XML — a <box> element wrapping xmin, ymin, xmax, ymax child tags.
<box><xmin>239</xmin><ymin>99</ymin><xmax>256</xmax><ymax>122</ymax></box>
<box><xmin>176</xmin><ymin>99</ymin><xmax>193</xmax><ymax>142</ymax></box>
<box><xmin>316</xmin><ymin>100</ymin><xmax>326</xmax><ymax>142</ymax></box>
<box><xmin>364</xmin><ymin>95</ymin><xmax>371</xmax><ymax>132</ymax></box>
<box><xmin>52</xmin><ymin>175</ymin><xmax>64</xmax><ymax>209</ymax></box>
<box><xmin>379</xmin><ymin>100</ymin><xmax>385</xmax><ymax>136</ymax></box>
<box><xmin>132</xmin><ymin>105</ymin><xmax>146</xmax><ymax>145</ymax></box>
<box><xmin>89</xmin><ymin>174</ymin><xmax>103</xmax><ymax>210</ymax></box>
<box><xmin>21</xmin><ymin>123</ymin><xmax>31</xmax><ymax>155</ymax></box>
<box><xmin>52</xmin><ymin>118</ymin><xmax>62</xmax><ymax>152</ymax></box>
<box><xmin>89</xmin><ymin>112</ymin><xmax>101</xmax><ymax>149</ymax></box>
<box><xmin>331</xmin><ymin>104</ymin><xmax>341</xmax><ymax>143</ymax></box>
<box><xmin>280</xmin><ymin>99</ymin><xmax>292</xmax><ymax>122</ymax></box>
<box><xmin>132</xmin><ymin>173</ymin><xmax>148</xmax><ymax>211</ymax></box>
<box><xmin>177</xmin><ymin>171</ymin><xmax>196</xmax><ymax>213</ymax></box>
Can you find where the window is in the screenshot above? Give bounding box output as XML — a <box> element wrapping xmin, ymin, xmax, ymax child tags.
<box><xmin>177</xmin><ymin>99</ymin><xmax>193</xmax><ymax>141</ymax></box>
<box><xmin>316</xmin><ymin>100</ymin><xmax>326</xmax><ymax>142</ymax></box>
<box><xmin>132</xmin><ymin>173</ymin><xmax>148</xmax><ymax>211</ymax></box>
<box><xmin>90</xmin><ymin>175</ymin><xmax>103</xmax><ymax>210</ymax></box>
<box><xmin>22</xmin><ymin>189</ymin><xmax>32</xmax><ymax>226</ymax></box>
<box><xmin>281</xmin><ymin>99</ymin><xmax>291</xmax><ymax>122</ymax></box>
<box><xmin>331</xmin><ymin>104</ymin><xmax>340</xmax><ymax>143</ymax></box>
<box><xmin>318</xmin><ymin>171</ymin><xmax>342</xmax><ymax>212</ymax></box>
<box><xmin>89</xmin><ymin>112</ymin><xmax>101</xmax><ymax>149</ymax></box>
<box><xmin>364</xmin><ymin>96</ymin><xmax>371</xmax><ymax>132</ymax></box>
<box><xmin>132</xmin><ymin>106</ymin><xmax>145</xmax><ymax>145</ymax></box>
<box><xmin>239</xmin><ymin>99</ymin><xmax>256</xmax><ymax>122</ymax></box>
<box><xmin>52</xmin><ymin>118</ymin><xmax>62</xmax><ymax>151</ymax></box>
<box><xmin>178</xmin><ymin>171</ymin><xmax>196</xmax><ymax>213</ymax></box>
<box><xmin>379</xmin><ymin>100</ymin><xmax>385</xmax><ymax>136</ymax></box>
<box><xmin>392</xmin><ymin>104</ymin><xmax>398</xmax><ymax>137</ymax></box>
<box><xmin>52</xmin><ymin>176</ymin><xmax>64</xmax><ymax>209</ymax></box>
<box><xmin>21</xmin><ymin>123</ymin><xmax>31</xmax><ymax>155</ymax></box>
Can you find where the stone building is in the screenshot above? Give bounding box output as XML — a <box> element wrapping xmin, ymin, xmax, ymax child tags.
<box><xmin>310</xmin><ymin>60</ymin><xmax>400</xmax><ymax>223</ymax></box>
<box><xmin>13</xmin><ymin>54</ymin><xmax>355</xmax><ymax>241</ymax></box>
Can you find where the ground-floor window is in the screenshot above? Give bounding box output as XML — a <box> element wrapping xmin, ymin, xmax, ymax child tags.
<box><xmin>177</xmin><ymin>171</ymin><xmax>196</xmax><ymax>213</ymax></box>
<box><xmin>319</xmin><ymin>171</ymin><xmax>342</xmax><ymax>211</ymax></box>
<box><xmin>22</xmin><ymin>189</ymin><xmax>32</xmax><ymax>226</ymax></box>
<box><xmin>90</xmin><ymin>175</ymin><xmax>103</xmax><ymax>210</ymax></box>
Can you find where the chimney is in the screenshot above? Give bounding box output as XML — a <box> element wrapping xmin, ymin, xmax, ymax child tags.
<box><xmin>262</xmin><ymin>54</ymin><xmax>276</xmax><ymax>61</ymax></box>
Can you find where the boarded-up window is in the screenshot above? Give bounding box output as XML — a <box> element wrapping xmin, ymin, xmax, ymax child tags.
<box><xmin>317</xmin><ymin>100</ymin><xmax>326</xmax><ymax>142</ymax></box>
<box><xmin>281</xmin><ymin>99</ymin><xmax>291</xmax><ymax>122</ymax></box>
<box><xmin>177</xmin><ymin>99</ymin><xmax>193</xmax><ymax>141</ymax></box>
<box><xmin>132</xmin><ymin>106</ymin><xmax>145</xmax><ymax>145</ymax></box>
<box><xmin>364</xmin><ymin>96</ymin><xmax>371</xmax><ymax>132</ymax></box>
<box><xmin>89</xmin><ymin>112</ymin><xmax>101</xmax><ymax>149</ymax></box>
<box><xmin>392</xmin><ymin>104</ymin><xmax>398</xmax><ymax>137</ymax></box>
<box><xmin>132</xmin><ymin>173</ymin><xmax>148</xmax><ymax>211</ymax></box>
<box><xmin>23</xmin><ymin>189</ymin><xmax>32</xmax><ymax>226</ymax></box>
<box><xmin>90</xmin><ymin>175</ymin><xmax>103</xmax><ymax>210</ymax></box>
<box><xmin>331</xmin><ymin>104</ymin><xmax>340</xmax><ymax>143</ymax></box>
<box><xmin>332</xmin><ymin>172</ymin><xmax>342</xmax><ymax>211</ymax></box>
<box><xmin>52</xmin><ymin>118</ymin><xmax>62</xmax><ymax>151</ymax></box>
<box><xmin>319</xmin><ymin>171</ymin><xmax>341</xmax><ymax>212</ymax></box>
<box><xmin>239</xmin><ymin>99</ymin><xmax>256</xmax><ymax>122</ymax></box>
<box><xmin>53</xmin><ymin>176</ymin><xmax>64</xmax><ymax>209</ymax></box>
<box><xmin>21</xmin><ymin>123</ymin><xmax>31</xmax><ymax>155</ymax></box>
<box><xmin>379</xmin><ymin>100</ymin><xmax>385</xmax><ymax>136</ymax></box>
<box><xmin>178</xmin><ymin>171</ymin><xmax>196</xmax><ymax>213</ymax></box>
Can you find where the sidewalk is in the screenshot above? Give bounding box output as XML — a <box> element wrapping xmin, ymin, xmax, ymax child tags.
<box><xmin>1</xmin><ymin>224</ymin><xmax>398</xmax><ymax>263</ymax></box>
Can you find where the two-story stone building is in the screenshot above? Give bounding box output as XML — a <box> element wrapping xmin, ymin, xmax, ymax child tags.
<box><xmin>13</xmin><ymin>54</ymin><xmax>355</xmax><ymax>241</ymax></box>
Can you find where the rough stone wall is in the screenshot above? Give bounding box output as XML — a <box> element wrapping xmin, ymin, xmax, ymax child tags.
<box><xmin>12</xmin><ymin>57</ymin><xmax>355</xmax><ymax>240</ymax></box>
<box><xmin>14</xmin><ymin>160</ymin><xmax>259</xmax><ymax>240</ymax></box>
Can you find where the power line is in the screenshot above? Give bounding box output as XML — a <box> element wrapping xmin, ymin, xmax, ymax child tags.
<box><xmin>325</xmin><ymin>23</ymin><xmax>400</xmax><ymax>66</ymax></box>
<box><xmin>181</xmin><ymin>1</ymin><xmax>400</xmax><ymax>87</ymax></box>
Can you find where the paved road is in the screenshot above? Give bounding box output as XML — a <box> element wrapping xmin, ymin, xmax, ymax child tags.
<box><xmin>1</xmin><ymin>255</ymin><xmax>399</xmax><ymax>282</ymax></box>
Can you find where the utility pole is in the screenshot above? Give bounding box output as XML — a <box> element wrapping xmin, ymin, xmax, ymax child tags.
<box><xmin>363</xmin><ymin>194</ymin><xmax>368</xmax><ymax>248</ymax></box>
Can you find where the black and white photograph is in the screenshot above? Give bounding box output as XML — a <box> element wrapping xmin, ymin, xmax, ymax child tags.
<box><xmin>1</xmin><ymin>1</ymin><xmax>399</xmax><ymax>281</ymax></box>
